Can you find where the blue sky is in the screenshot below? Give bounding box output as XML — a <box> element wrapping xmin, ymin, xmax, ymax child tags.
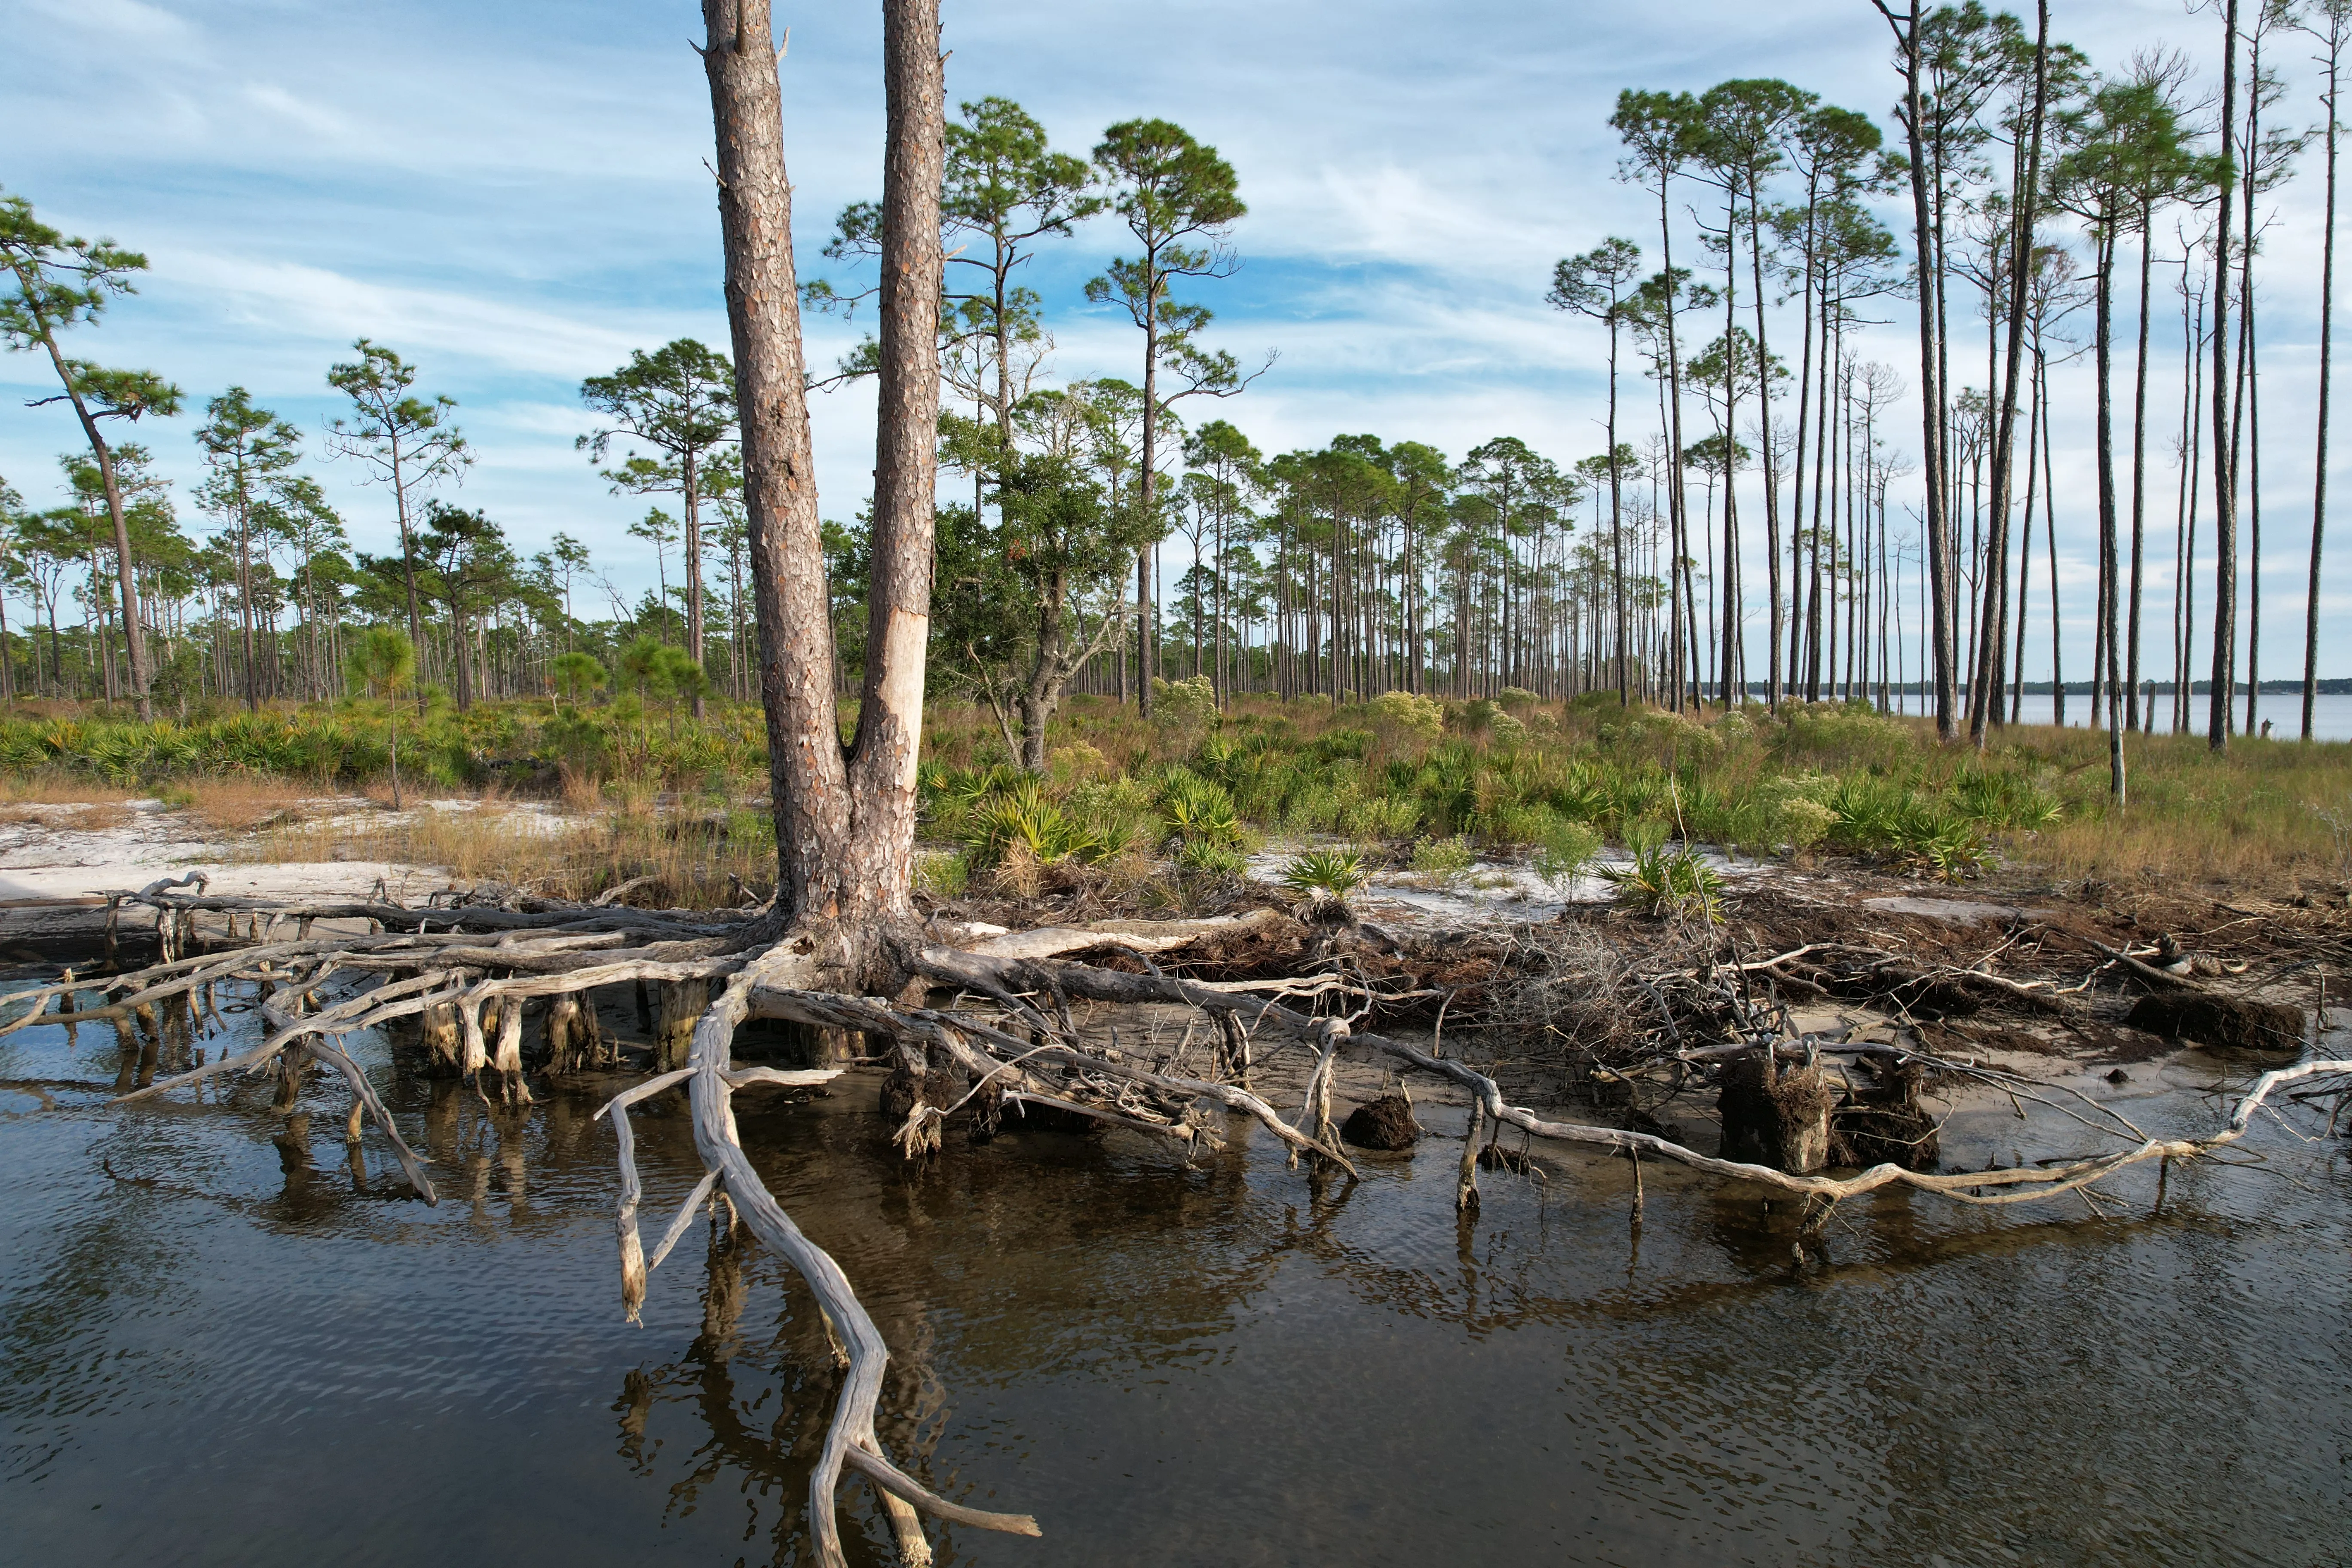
<box><xmin>6</xmin><ymin>0</ymin><xmax>2343</xmax><ymax>679</ymax></box>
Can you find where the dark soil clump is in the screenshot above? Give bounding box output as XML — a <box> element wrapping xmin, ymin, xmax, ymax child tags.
<box><xmin>2124</xmin><ymin>992</ymin><xmax>2305</xmax><ymax>1057</ymax></box>
<box><xmin>1342</xmin><ymin>1093</ymin><xmax>1421</xmax><ymax>1150</ymax></box>
<box><xmin>1830</xmin><ymin>1052</ymin><xmax>1940</xmax><ymax>1170</ymax></box>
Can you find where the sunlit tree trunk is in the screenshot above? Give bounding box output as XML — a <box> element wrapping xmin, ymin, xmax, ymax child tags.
<box><xmin>703</xmin><ymin>0</ymin><xmax>941</xmax><ymax>939</ymax></box>
<box><xmin>2209</xmin><ymin>0</ymin><xmax>2242</xmax><ymax>750</ymax></box>
<box><xmin>2309</xmin><ymin>18</ymin><xmax>2342</xmax><ymax>739</ymax></box>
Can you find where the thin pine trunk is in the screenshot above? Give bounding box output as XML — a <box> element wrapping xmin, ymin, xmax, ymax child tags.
<box><xmin>2310</xmin><ymin>35</ymin><xmax>2342</xmax><ymax>739</ymax></box>
<box><xmin>2209</xmin><ymin>0</ymin><xmax>2242</xmax><ymax>750</ymax></box>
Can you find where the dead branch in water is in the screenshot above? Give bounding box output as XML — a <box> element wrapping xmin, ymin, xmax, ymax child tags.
<box><xmin>12</xmin><ymin>870</ymin><xmax>2345</xmax><ymax>1568</ymax></box>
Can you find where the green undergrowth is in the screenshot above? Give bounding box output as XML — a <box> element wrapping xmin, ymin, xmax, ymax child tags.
<box><xmin>917</xmin><ymin>690</ymin><xmax>2352</xmax><ymax>891</ymax></box>
<box><xmin>0</xmin><ymin>696</ymin><xmax>768</xmax><ymax>796</ymax></box>
<box><xmin>8</xmin><ymin>686</ymin><xmax>2347</xmax><ymax>892</ymax></box>
<box><xmin>915</xmin><ymin>695</ymin><xmax>2079</xmax><ymax>889</ymax></box>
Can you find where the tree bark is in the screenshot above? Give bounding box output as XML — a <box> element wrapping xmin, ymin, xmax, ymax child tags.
<box><xmin>1971</xmin><ymin>0</ymin><xmax>2047</xmax><ymax>746</ymax></box>
<box><xmin>842</xmin><ymin>0</ymin><xmax>945</xmax><ymax>924</ymax></box>
<box><xmin>33</xmin><ymin>332</ymin><xmax>153</xmax><ymax>720</ymax></box>
<box><xmin>2210</xmin><ymin>0</ymin><xmax>2241</xmax><ymax>751</ymax></box>
<box><xmin>685</xmin><ymin>448</ymin><xmax>707</xmax><ymax>718</ymax></box>
<box><xmin>704</xmin><ymin>0</ymin><xmax>853</xmax><ymax>931</ymax></box>
<box><xmin>2308</xmin><ymin>34</ymin><xmax>2340</xmax><ymax>741</ymax></box>
<box><xmin>2094</xmin><ymin>227</ymin><xmax>2126</xmax><ymax>801</ymax></box>
<box><xmin>2126</xmin><ymin>198</ymin><xmax>2154</xmax><ymax>734</ymax></box>
<box><xmin>704</xmin><ymin>0</ymin><xmax>940</xmax><ymax>943</ymax></box>
<box><xmin>1878</xmin><ymin>0</ymin><xmax>1955</xmax><ymax>741</ymax></box>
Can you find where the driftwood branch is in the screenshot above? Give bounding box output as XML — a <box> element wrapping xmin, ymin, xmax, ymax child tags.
<box><xmin>925</xmin><ymin>945</ymin><xmax>2352</xmax><ymax>1209</ymax></box>
<box><xmin>68</xmin><ymin>876</ymin><xmax>2347</xmax><ymax>1568</ymax></box>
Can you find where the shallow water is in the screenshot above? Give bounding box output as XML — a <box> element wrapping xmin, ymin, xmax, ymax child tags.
<box><xmin>1886</xmin><ymin>687</ymin><xmax>2352</xmax><ymax>742</ymax></box>
<box><xmin>3</xmin><ymin>981</ymin><xmax>2346</xmax><ymax>1568</ymax></box>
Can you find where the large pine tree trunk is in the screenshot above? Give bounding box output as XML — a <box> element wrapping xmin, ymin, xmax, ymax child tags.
<box><xmin>703</xmin><ymin>0</ymin><xmax>941</xmax><ymax>949</ymax></box>
<box><xmin>2307</xmin><ymin>47</ymin><xmax>2339</xmax><ymax>742</ymax></box>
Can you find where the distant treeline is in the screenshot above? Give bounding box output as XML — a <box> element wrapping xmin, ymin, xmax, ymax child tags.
<box><xmin>1740</xmin><ymin>680</ymin><xmax>2352</xmax><ymax>697</ymax></box>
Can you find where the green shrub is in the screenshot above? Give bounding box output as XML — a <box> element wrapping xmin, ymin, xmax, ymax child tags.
<box><xmin>1483</xmin><ymin>800</ymin><xmax>1562</xmax><ymax>848</ymax></box>
<box><xmin>1600</xmin><ymin>841</ymin><xmax>1723</xmax><ymax>919</ymax></box>
<box><xmin>1174</xmin><ymin>838</ymin><xmax>1246</xmax><ymax>878</ymax></box>
<box><xmin>1158</xmin><ymin>771</ymin><xmax>1241</xmax><ymax>847</ymax></box>
<box><xmin>1306</xmin><ymin>727</ymin><xmax>1372</xmax><ymax>763</ymax></box>
<box><xmin>1151</xmin><ymin>675</ymin><xmax>1219</xmax><ymax>737</ymax></box>
<box><xmin>1774</xmin><ymin>701</ymin><xmax>1914</xmax><ymax>769</ymax></box>
<box><xmin>1280</xmin><ymin>785</ymin><xmax>1345</xmax><ymax>834</ymax></box>
<box><xmin>1342</xmin><ymin>793</ymin><xmax>1421</xmax><ymax>841</ymax></box>
<box><xmin>1771</xmin><ymin>796</ymin><xmax>1839</xmax><ymax>850</ymax></box>
<box><xmin>1919</xmin><ymin>819</ymin><xmax>1995</xmax><ymax>882</ymax></box>
<box><xmin>1280</xmin><ymin>846</ymin><xmax>1370</xmax><ymax>900</ymax></box>
<box><xmin>962</xmin><ymin>781</ymin><xmax>1106</xmax><ymax>867</ymax></box>
<box><xmin>1951</xmin><ymin>766</ymin><xmax>2064</xmax><ymax>830</ymax></box>
<box><xmin>1369</xmin><ymin>689</ymin><xmax>1444</xmax><ymax>744</ymax></box>
<box><xmin>1533</xmin><ymin>820</ymin><xmax>1601</xmax><ymax>888</ymax></box>
<box><xmin>1410</xmin><ymin>833</ymin><xmax>1475</xmax><ymax>877</ymax></box>
<box><xmin>915</xmin><ymin>850</ymin><xmax>971</xmax><ymax>897</ymax></box>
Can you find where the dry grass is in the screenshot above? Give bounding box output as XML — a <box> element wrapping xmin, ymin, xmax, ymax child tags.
<box><xmin>246</xmin><ymin>787</ymin><xmax>778</xmax><ymax>909</ymax></box>
<box><xmin>1985</xmin><ymin>726</ymin><xmax>2352</xmax><ymax>890</ymax></box>
<box><xmin>0</xmin><ymin>799</ymin><xmax>134</xmax><ymax>830</ymax></box>
<box><xmin>174</xmin><ymin>775</ymin><xmax>343</xmax><ymax>833</ymax></box>
<box><xmin>0</xmin><ymin>775</ymin><xmax>135</xmax><ymax>807</ymax></box>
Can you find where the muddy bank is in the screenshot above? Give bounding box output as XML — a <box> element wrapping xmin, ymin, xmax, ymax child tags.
<box><xmin>10</xmin><ymin>788</ymin><xmax>2340</xmax><ymax>1186</ymax></box>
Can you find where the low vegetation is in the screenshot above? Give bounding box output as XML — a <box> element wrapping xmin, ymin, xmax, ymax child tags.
<box><xmin>6</xmin><ymin>687</ymin><xmax>2349</xmax><ymax>904</ymax></box>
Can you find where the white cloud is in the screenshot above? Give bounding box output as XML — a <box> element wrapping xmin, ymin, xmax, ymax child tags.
<box><xmin>1</xmin><ymin>0</ymin><xmax>2346</xmax><ymax>677</ymax></box>
<box><xmin>163</xmin><ymin>251</ymin><xmax>647</xmax><ymax>378</ymax></box>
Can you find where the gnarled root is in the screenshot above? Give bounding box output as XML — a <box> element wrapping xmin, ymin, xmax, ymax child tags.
<box><xmin>614</xmin><ymin>949</ymin><xmax>1041</xmax><ymax>1567</ymax></box>
<box><xmin>37</xmin><ymin>885</ymin><xmax>2352</xmax><ymax>1568</ymax></box>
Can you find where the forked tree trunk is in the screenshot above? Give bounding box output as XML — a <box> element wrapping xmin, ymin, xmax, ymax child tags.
<box><xmin>703</xmin><ymin>0</ymin><xmax>941</xmax><ymax>954</ymax></box>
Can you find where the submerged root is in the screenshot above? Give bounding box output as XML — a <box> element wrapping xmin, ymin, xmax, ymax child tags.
<box><xmin>1829</xmin><ymin>1051</ymin><xmax>1942</xmax><ymax>1170</ymax></box>
<box><xmin>2124</xmin><ymin>992</ymin><xmax>2306</xmax><ymax>1057</ymax></box>
<box><xmin>25</xmin><ymin>880</ymin><xmax>2351</xmax><ymax>1568</ymax></box>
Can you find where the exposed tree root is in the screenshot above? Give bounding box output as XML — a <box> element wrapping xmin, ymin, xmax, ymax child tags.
<box><xmin>9</xmin><ymin>876</ymin><xmax>2344</xmax><ymax>1567</ymax></box>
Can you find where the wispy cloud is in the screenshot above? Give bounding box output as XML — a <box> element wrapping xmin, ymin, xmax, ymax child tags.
<box><xmin>1</xmin><ymin>0</ymin><xmax>2342</xmax><ymax>673</ymax></box>
<box><xmin>165</xmin><ymin>251</ymin><xmax>649</xmax><ymax>379</ymax></box>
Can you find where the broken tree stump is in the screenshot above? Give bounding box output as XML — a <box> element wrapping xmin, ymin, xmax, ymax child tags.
<box><xmin>1830</xmin><ymin>1051</ymin><xmax>1941</xmax><ymax>1170</ymax></box>
<box><xmin>1341</xmin><ymin>1093</ymin><xmax>1421</xmax><ymax>1150</ymax></box>
<box><xmin>418</xmin><ymin>1001</ymin><xmax>463</xmax><ymax>1077</ymax></box>
<box><xmin>544</xmin><ymin>992</ymin><xmax>600</xmax><ymax>1075</ymax></box>
<box><xmin>1717</xmin><ymin>1050</ymin><xmax>1834</xmax><ymax>1173</ymax></box>
<box><xmin>654</xmin><ymin>979</ymin><xmax>710</xmax><ymax>1073</ymax></box>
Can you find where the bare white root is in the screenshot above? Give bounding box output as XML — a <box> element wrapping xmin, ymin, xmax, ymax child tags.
<box><xmin>930</xmin><ymin>947</ymin><xmax>2352</xmax><ymax>1210</ymax></box>
<box><xmin>666</xmin><ymin>952</ymin><xmax>1041</xmax><ymax>1565</ymax></box>
<box><xmin>37</xmin><ymin>882</ymin><xmax>2346</xmax><ymax>1568</ymax></box>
